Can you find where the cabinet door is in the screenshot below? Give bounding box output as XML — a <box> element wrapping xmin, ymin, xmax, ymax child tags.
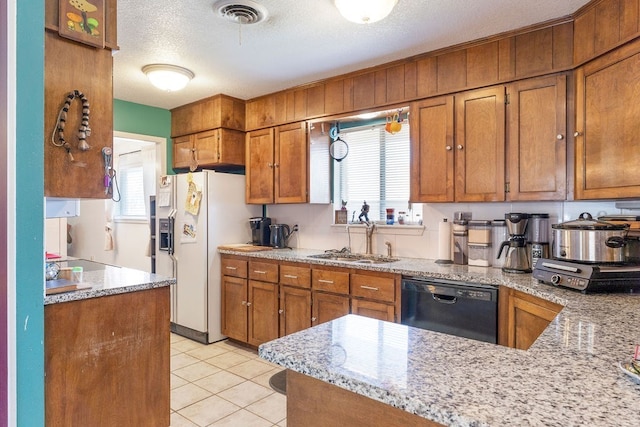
<box><xmin>275</xmin><ymin>122</ymin><xmax>308</xmax><ymax>203</ymax></box>
<box><xmin>311</xmin><ymin>292</ymin><xmax>350</xmax><ymax>326</ymax></box>
<box><xmin>280</xmin><ymin>286</ymin><xmax>312</xmax><ymax>337</ymax></box>
<box><xmin>455</xmin><ymin>86</ymin><xmax>506</xmax><ymax>202</ymax></box>
<box><xmin>507</xmin><ymin>75</ymin><xmax>567</xmax><ymax>201</ymax></box>
<box><xmin>575</xmin><ymin>40</ymin><xmax>640</xmax><ymax>199</ymax></box>
<box><xmin>498</xmin><ymin>287</ymin><xmax>562</xmax><ymax>350</ymax></box>
<box><xmin>351</xmin><ymin>299</ymin><xmax>395</xmax><ymax>322</ymax></box>
<box><xmin>173</xmin><ymin>135</ymin><xmax>194</xmax><ymax>169</ymax></box>
<box><xmin>217</xmin><ymin>129</ymin><xmax>245</xmax><ymax>166</ymax></box>
<box><xmin>246</xmin><ymin>128</ymin><xmax>275</xmax><ymax>204</ymax></box>
<box><xmin>247</xmin><ymin>280</ymin><xmax>280</xmax><ymax>346</ymax></box>
<box><xmin>193</xmin><ymin>129</ymin><xmax>219</xmax><ymax>166</ymax></box>
<box><xmin>410</xmin><ymin>96</ymin><xmax>455</xmax><ymax>202</ymax></box>
<box><xmin>221</xmin><ymin>275</ymin><xmax>248</xmax><ymax>342</ymax></box>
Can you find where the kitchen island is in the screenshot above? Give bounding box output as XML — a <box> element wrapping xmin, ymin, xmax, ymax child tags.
<box><xmin>217</xmin><ymin>248</ymin><xmax>640</xmax><ymax>426</ymax></box>
<box><xmin>44</xmin><ymin>259</ymin><xmax>175</xmax><ymax>427</ymax></box>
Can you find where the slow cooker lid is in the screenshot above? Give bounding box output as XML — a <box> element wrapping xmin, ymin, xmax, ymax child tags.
<box><xmin>552</xmin><ymin>212</ymin><xmax>629</xmax><ymax>231</ymax></box>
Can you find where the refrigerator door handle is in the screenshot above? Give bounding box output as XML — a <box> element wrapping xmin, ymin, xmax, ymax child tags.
<box><xmin>168</xmin><ymin>209</ymin><xmax>177</xmax><ymax>256</ymax></box>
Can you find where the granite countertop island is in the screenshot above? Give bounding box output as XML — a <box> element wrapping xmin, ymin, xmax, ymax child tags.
<box><xmin>218</xmin><ymin>247</ymin><xmax>640</xmax><ymax>426</ymax></box>
<box><xmin>44</xmin><ymin>258</ymin><xmax>173</xmax><ymax>425</ymax></box>
<box><xmin>44</xmin><ymin>258</ymin><xmax>175</xmax><ymax>305</ymax></box>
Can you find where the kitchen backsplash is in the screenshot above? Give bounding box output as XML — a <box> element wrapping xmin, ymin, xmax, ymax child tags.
<box><xmin>266</xmin><ymin>200</ymin><xmax>634</xmax><ymax>260</ymax></box>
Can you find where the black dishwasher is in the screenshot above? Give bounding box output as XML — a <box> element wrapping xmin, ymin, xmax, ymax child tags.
<box><xmin>401</xmin><ymin>277</ymin><xmax>498</xmax><ymax>343</ymax></box>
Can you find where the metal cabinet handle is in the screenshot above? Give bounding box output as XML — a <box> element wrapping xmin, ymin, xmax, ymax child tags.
<box><xmin>574</xmin><ymin>131</ymin><xmax>582</xmax><ymax>137</ymax></box>
<box><xmin>445</xmin><ymin>145</ymin><xmax>452</xmax><ymax>151</ymax></box>
<box><xmin>246</xmin><ymin>302</ymin><xmax>252</xmax><ymax>307</ymax></box>
<box><xmin>457</xmin><ymin>144</ymin><xmax>463</xmax><ymax>150</ymax></box>
<box><xmin>241</xmin><ymin>300</ymin><xmax>247</xmax><ymax>306</ymax></box>
<box><xmin>253</xmin><ymin>270</ymin><xmax>266</xmax><ymax>274</ymax></box>
<box><xmin>278</xmin><ymin>309</ymin><xmax>284</xmax><ymax>314</ymax></box>
<box><xmin>360</xmin><ymin>285</ymin><xmax>379</xmax><ymax>291</ymax></box>
<box><xmin>274</xmin><ymin>163</ymin><xmax>279</xmax><ymax>168</ymax></box>
<box><xmin>556</xmin><ymin>134</ymin><xmax>564</xmax><ymax>140</ymax></box>
<box><xmin>267</xmin><ymin>162</ymin><xmax>273</xmax><ymax>168</ymax></box>
<box><xmin>283</xmin><ymin>274</ymin><xmax>298</xmax><ymax>279</ymax></box>
<box><xmin>311</xmin><ymin>317</ymin><xmax>317</xmax><ymax>322</ymax></box>
<box><xmin>318</xmin><ymin>279</ymin><xmax>334</xmax><ymax>284</ymax></box>
<box><xmin>225</xmin><ymin>266</ymin><xmax>237</xmax><ymax>270</ymax></box>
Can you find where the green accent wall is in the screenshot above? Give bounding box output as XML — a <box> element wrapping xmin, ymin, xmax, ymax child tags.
<box><xmin>114</xmin><ymin>99</ymin><xmax>173</xmax><ymax>174</ymax></box>
<box><xmin>16</xmin><ymin>0</ymin><xmax>45</xmax><ymax>425</ymax></box>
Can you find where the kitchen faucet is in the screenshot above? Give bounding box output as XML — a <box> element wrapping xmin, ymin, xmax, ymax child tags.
<box><xmin>364</xmin><ymin>221</ymin><xmax>376</xmax><ymax>254</ymax></box>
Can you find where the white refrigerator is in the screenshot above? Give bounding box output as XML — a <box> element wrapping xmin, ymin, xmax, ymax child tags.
<box><xmin>156</xmin><ymin>170</ymin><xmax>260</xmax><ymax>343</ymax></box>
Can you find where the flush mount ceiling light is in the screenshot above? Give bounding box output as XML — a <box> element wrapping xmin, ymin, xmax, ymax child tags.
<box><xmin>335</xmin><ymin>0</ymin><xmax>398</xmax><ymax>24</ymax></box>
<box><xmin>142</xmin><ymin>64</ymin><xmax>195</xmax><ymax>92</ymax></box>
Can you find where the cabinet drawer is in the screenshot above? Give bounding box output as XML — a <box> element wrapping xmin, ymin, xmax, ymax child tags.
<box><xmin>280</xmin><ymin>264</ymin><xmax>311</xmax><ymax>288</ymax></box>
<box><xmin>312</xmin><ymin>269</ymin><xmax>350</xmax><ymax>295</ymax></box>
<box><xmin>221</xmin><ymin>257</ymin><xmax>247</xmax><ymax>278</ymax></box>
<box><xmin>350</xmin><ymin>274</ymin><xmax>395</xmax><ymax>303</ymax></box>
<box><xmin>351</xmin><ymin>299</ymin><xmax>395</xmax><ymax>322</ymax></box>
<box><xmin>249</xmin><ymin>261</ymin><xmax>279</xmax><ymax>283</ymax></box>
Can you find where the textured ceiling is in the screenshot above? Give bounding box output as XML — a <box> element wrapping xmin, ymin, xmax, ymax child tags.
<box><xmin>113</xmin><ymin>0</ymin><xmax>591</xmax><ymax>110</ymax></box>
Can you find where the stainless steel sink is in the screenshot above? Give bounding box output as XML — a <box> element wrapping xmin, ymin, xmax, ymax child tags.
<box><xmin>307</xmin><ymin>253</ymin><xmax>399</xmax><ymax>263</ymax></box>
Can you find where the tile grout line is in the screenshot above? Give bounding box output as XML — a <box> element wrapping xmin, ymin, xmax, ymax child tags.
<box><xmin>170</xmin><ymin>334</ymin><xmax>287</xmax><ymax>426</ymax></box>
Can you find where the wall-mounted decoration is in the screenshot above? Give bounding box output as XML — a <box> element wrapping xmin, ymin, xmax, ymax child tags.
<box><xmin>58</xmin><ymin>0</ymin><xmax>105</xmax><ymax>48</ymax></box>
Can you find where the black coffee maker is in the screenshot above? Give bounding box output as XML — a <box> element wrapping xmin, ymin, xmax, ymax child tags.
<box><xmin>497</xmin><ymin>213</ymin><xmax>531</xmax><ymax>273</ymax></box>
<box><xmin>249</xmin><ymin>217</ymin><xmax>271</xmax><ymax>246</ymax></box>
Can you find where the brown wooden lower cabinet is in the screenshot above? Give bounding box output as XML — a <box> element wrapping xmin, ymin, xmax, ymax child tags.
<box><xmin>280</xmin><ymin>285</ymin><xmax>312</xmax><ymax>336</ymax></box>
<box><xmin>221</xmin><ymin>274</ymin><xmax>248</xmax><ymax>342</ymax></box>
<box><xmin>45</xmin><ymin>287</ymin><xmax>170</xmax><ymax>427</ymax></box>
<box><xmin>351</xmin><ymin>299</ymin><xmax>395</xmax><ymax>322</ymax></box>
<box><xmin>287</xmin><ymin>370</ymin><xmax>444</xmax><ymax>427</ymax></box>
<box><xmin>247</xmin><ymin>279</ymin><xmax>280</xmax><ymax>346</ymax></box>
<box><xmin>498</xmin><ymin>287</ymin><xmax>563</xmax><ymax>349</ymax></box>
<box><xmin>311</xmin><ymin>291</ymin><xmax>350</xmax><ymax>326</ymax></box>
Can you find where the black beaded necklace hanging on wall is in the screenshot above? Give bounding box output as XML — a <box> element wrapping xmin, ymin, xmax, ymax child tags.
<box><xmin>51</xmin><ymin>90</ymin><xmax>91</xmax><ymax>163</ymax></box>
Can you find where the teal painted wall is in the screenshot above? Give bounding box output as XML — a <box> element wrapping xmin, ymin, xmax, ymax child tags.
<box><xmin>16</xmin><ymin>0</ymin><xmax>45</xmax><ymax>425</ymax></box>
<box><xmin>114</xmin><ymin>99</ymin><xmax>172</xmax><ymax>174</ymax></box>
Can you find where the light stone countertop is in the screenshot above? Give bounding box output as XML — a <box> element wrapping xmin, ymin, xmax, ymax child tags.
<box><xmin>219</xmin><ymin>247</ymin><xmax>640</xmax><ymax>426</ymax></box>
<box><xmin>44</xmin><ymin>259</ymin><xmax>175</xmax><ymax>305</ymax></box>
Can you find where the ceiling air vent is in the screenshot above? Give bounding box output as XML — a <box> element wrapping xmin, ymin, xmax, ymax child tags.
<box><xmin>214</xmin><ymin>0</ymin><xmax>269</xmax><ymax>25</ymax></box>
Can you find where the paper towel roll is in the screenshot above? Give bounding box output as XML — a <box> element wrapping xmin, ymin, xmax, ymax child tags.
<box><xmin>436</xmin><ymin>218</ymin><xmax>453</xmax><ymax>264</ymax></box>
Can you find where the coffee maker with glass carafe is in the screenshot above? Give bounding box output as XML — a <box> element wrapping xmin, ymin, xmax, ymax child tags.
<box><xmin>497</xmin><ymin>213</ymin><xmax>531</xmax><ymax>273</ymax></box>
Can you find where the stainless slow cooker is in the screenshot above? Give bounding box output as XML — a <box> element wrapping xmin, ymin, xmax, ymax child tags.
<box><xmin>551</xmin><ymin>212</ymin><xmax>629</xmax><ymax>264</ymax></box>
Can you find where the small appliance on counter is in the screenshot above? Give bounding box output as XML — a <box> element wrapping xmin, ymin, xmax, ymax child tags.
<box><xmin>497</xmin><ymin>213</ymin><xmax>531</xmax><ymax>273</ymax></box>
<box><xmin>551</xmin><ymin>212</ymin><xmax>628</xmax><ymax>264</ymax></box>
<box><xmin>250</xmin><ymin>217</ymin><xmax>272</xmax><ymax>246</ymax></box>
<box><xmin>597</xmin><ymin>215</ymin><xmax>640</xmax><ymax>264</ymax></box>
<box><xmin>533</xmin><ymin>213</ymin><xmax>640</xmax><ymax>293</ymax></box>
<box><xmin>532</xmin><ymin>258</ymin><xmax>640</xmax><ymax>293</ymax></box>
<box><xmin>269</xmin><ymin>223</ymin><xmax>298</xmax><ymax>249</ymax></box>
<box><xmin>528</xmin><ymin>213</ymin><xmax>550</xmax><ymax>268</ymax></box>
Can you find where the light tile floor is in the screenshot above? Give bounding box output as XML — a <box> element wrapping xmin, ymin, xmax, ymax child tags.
<box><xmin>170</xmin><ymin>334</ymin><xmax>287</xmax><ymax>427</ymax></box>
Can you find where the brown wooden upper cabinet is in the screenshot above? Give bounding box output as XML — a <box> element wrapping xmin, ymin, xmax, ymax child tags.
<box><xmin>506</xmin><ymin>75</ymin><xmax>567</xmax><ymax>201</ymax></box>
<box><xmin>411</xmin><ymin>77</ymin><xmax>568</xmax><ymax>203</ymax></box>
<box><xmin>171</xmin><ymin>95</ymin><xmax>245</xmax><ymax>137</ymax></box>
<box><xmin>410</xmin><ymin>96</ymin><xmax>455</xmax><ymax>202</ymax></box>
<box><xmin>410</xmin><ymin>86</ymin><xmax>505</xmax><ymax>202</ymax></box>
<box><xmin>245</xmin><ymin>122</ymin><xmax>309</xmax><ymax>204</ymax></box>
<box><xmin>173</xmin><ymin>128</ymin><xmax>245</xmax><ymax>170</ymax></box>
<box><xmin>575</xmin><ymin>38</ymin><xmax>640</xmax><ymax>200</ymax></box>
